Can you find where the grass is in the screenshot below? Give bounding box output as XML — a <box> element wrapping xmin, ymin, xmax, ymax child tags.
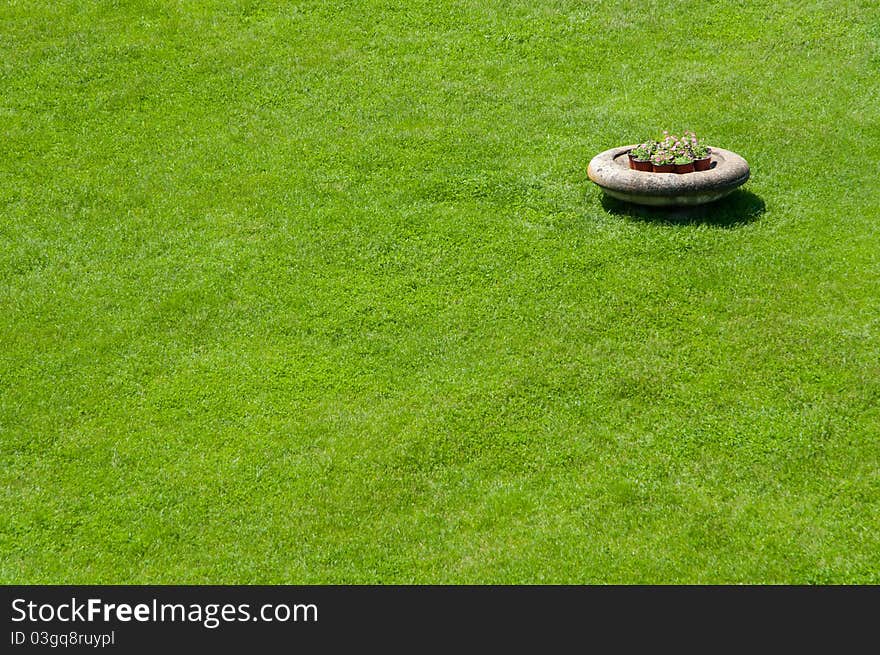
<box><xmin>1</xmin><ymin>0</ymin><xmax>879</xmax><ymax>583</ymax></box>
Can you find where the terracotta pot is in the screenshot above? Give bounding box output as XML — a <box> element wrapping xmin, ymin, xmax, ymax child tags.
<box><xmin>628</xmin><ymin>153</ymin><xmax>651</xmax><ymax>171</ymax></box>
<box><xmin>652</xmin><ymin>163</ymin><xmax>675</xmax><ymax>173</ymax></box>
<box><xmin>674</xmin><ymin>161</ymin><xmax>695</xmax><ymax>174</ymax></box>
<box><xmin>693</xmin><ymin>157</ymin><xmax>711</xmax><ymax>171</ymax></box>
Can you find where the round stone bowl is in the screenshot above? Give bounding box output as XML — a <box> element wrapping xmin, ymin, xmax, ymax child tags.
<box><xmin>588</xmin><ymin>145</ymin><xmax>750</xmax><ymax>207</ymax></box>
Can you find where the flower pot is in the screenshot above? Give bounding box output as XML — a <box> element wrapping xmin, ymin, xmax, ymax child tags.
<box><xmin>674</xmin><ymin>161</ymin><xmax>695</xmax><ymax>174</ymax></box>
<box><xmin>693</xmin><ymin>157</ymin><xmax>711</xmax><ymax>171</ymax></box>
<box><xmin>628</xmin><ymin>153</ymin><xmax>652</xmax><ymax>171</ymax></box>
<box><xmin>652</xmin><ymin>163</ymin><xmax>675</xmax><ymax>173</ymax></box>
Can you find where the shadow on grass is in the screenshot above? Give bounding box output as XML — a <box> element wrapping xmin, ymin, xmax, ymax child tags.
<box><xmin>601</xmin><ymin>189</ymin><xmax>765</xmax><ymax>228</ymax></box>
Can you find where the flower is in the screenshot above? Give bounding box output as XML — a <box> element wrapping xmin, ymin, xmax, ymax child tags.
<box><xmin>630</xmin><ymin>141</ymin><xmax>656</xmax><ymax>160</ymax></box>
<box><xmin>651</xmin><ymin>148</ymin><xmax>675</xmax><ymax>165</ymax></box>
<box><xmin>654</xmin><ymin>130</ymin><xmax>711</xmax><ymax>159</ymax></box>
<box><xmin>633</xmin><ymin>130</ymin><xmax>712</xmax><ymax>170</ymax></box>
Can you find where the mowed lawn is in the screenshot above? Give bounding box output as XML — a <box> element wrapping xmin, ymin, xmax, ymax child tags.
<box><xmin>1</xmin><ymin>0</ymin><xmax>879</xmax><ymax>583</ymax></box>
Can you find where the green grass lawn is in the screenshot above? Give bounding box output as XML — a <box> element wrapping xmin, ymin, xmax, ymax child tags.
<box><xmin>2</xmin><ymin>0</ymin><xmax>879</xmax><ymax>583</ymax></box>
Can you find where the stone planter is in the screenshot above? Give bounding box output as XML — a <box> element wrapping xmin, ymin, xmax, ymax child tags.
<box><xmin>587</xmin><ymin>145</ymin><xmax>750</xmax><ymax>207</ymax></box>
